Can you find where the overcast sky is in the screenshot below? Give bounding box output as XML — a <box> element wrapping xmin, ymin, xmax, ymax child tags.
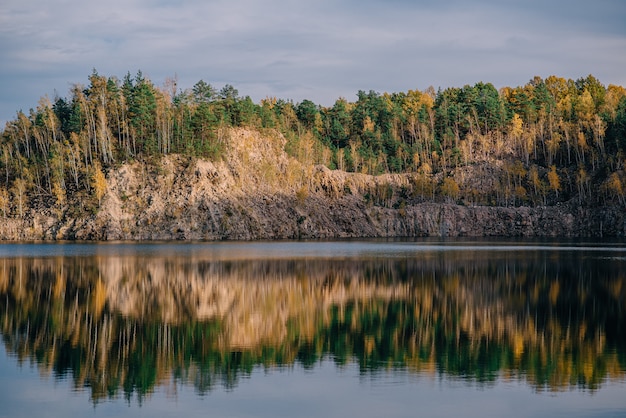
<box><xmin>1</xmin><ymin>0</ymin><xmax>625</xmax><ymax>127</ymax></box>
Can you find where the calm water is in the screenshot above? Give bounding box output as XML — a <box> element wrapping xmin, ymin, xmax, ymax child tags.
<box><xmin>1</xmin><ymin>239</ymin><xmax>625</xmax><ymax>417</ymax></box>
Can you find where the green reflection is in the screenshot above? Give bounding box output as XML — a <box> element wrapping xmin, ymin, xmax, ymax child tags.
<box><xmin>0</xmin><ymin>247</ymin><xmax>625</xmax><ymax>404</ymax></box>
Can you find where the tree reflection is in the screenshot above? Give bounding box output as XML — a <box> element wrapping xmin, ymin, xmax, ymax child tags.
<box><xmin>0</xmin><ymin>248</ymin><xmax>625</xmax><ymax>403</ymax></box>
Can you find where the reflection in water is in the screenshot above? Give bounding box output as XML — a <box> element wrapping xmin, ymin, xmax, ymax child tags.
<box><xmin>1</xmin><ymin>245</ymin><xmax>625</xmax><ymax>404</ymax></box>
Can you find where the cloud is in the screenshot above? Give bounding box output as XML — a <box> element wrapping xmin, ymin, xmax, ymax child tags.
<box><xmin>1</xmin><ymin>0</ymin><xmax>625</xmax><ymax>126</ymax></box>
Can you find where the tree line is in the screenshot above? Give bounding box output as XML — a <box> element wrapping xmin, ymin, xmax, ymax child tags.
<box><xmin>1</xmin><ymin>70</ymin><xmax>625</xmax><ymax>215</ymax></box>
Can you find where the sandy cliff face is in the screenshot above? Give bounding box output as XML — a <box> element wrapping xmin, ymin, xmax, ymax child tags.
<box><xmin>2</xmin><ymin>128</ymin><xmax>624</xmax><ymax>240</ymax></box>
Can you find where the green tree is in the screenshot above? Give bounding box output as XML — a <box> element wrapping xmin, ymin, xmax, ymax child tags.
<box><xmin>192</xmin><ymin>80</ymin><xmax>216</xmax><ymax>104</ymax></box>
<box><xmin>322</xmin><ymin>98</ymin><xmax>351</xmax><ymax>148</ymax></box>
<box><xmin>124</xmin><ymin>71</ymin><xmax>157</xmax><ymax>155</ymax></box>
<box><xmin>296</xmin><ymin>99</ymin><xmax>319</xmax><ymax>132</ymax></box>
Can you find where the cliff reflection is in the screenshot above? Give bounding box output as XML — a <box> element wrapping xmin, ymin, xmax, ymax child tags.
<box><xmin>1</xmin><ymin>248</ymin><xmax>625</xmax><ymax>403</ymax></box>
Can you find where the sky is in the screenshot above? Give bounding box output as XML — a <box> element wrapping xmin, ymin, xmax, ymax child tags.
<box><xmin>1</xmin><ymin>0</ymin><xmax>625</xmax><ymax>127</ymax></box>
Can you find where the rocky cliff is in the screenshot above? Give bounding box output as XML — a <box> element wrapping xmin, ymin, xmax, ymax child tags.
<box><xmin>1</xmin><ymin>128</ymin><xmax>624</xmax><ymax>240</ymax></box>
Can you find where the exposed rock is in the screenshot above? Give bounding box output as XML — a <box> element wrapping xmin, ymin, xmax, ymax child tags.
<box><xmin>2</xmin><ymin>128</ymin><xmax>625</xmax><ymax>240</ymax></box>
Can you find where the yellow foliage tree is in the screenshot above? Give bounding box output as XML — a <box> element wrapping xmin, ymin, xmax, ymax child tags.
<box><xmin>52</xmin><ymin>181</ymin><xmax>66</xmax><ymax>207</ymax></box>
<box><xmin>510</xmin><ymin>113</ymin><xmax>524</xmax><ymax>138</ymax></box>
<box><xmin>0</xmin><ymin>187</ymin><xmax>8</xmax><ymax>218</ymax></box>
<box><xmin>527</xmin><ymin>165</ymin><xmax>546</xmax><ymax>204</ymax></box>
<box><xmin>607</xmin><ymin>172</ymin><xmax>624</xmax><ymax>205</ymax></box>
<box><xmin>363</xmin><ymin>116</ymin><xmax>375</xmax><ymax>133</ymax></box>
<box><xmin>440</xmin><ymin>177</ymin><xmax>460</xmax><ymax>202</ymax></box>
<box><xmin>11</xmin><ymin>178</ymin><xmax>28</xmax><ymax>218</ymax></box>
<box><xmin>92</xmin><ymin>163</ymin><xmax>107</xmax><ymax>206</ymax></box>
<box><xmin>547</xmin><ymin>165</ymin><xmax>561</xmax><ymax>199</ymax></box>
<box><xmin>515</xmin><ymin>186</ymin><xmax>528</xmax><ymax>205</ymax></box>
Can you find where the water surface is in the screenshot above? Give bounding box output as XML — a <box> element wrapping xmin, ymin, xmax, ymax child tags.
<box><xmin>1</xmin><ymin>240</ymin><xmax>625</xmax><ymax>417</ymax></box>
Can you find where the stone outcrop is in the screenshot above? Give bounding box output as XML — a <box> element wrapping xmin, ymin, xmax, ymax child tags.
<box><xmin>1</xmin><ymin>128</ymin><xmax>624</xmax><ymax>240</ymax></box>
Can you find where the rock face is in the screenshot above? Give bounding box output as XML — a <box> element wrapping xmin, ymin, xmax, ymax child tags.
<box><xmin>1</xmin><ymin>128</ymin><xmax>624</xmax><ymax>240</ymax></box>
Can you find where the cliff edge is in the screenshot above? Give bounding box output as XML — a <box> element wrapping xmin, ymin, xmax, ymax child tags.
<box><xmin>1</xmin><ymin>128</ymin><xmax>624</xmax><ymax>240</ymax></box>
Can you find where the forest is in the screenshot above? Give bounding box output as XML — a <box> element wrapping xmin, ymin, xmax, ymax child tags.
<box><xmin>1</xmin><ymin>70</ymin><xmax>625</xmax><ymax>217</ymax></box>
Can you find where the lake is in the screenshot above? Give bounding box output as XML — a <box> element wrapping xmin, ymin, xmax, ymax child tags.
<box><xmin>1</xmin><ymin>239</ymin><xmax>625</xmax><ymax>417</ymax></box>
